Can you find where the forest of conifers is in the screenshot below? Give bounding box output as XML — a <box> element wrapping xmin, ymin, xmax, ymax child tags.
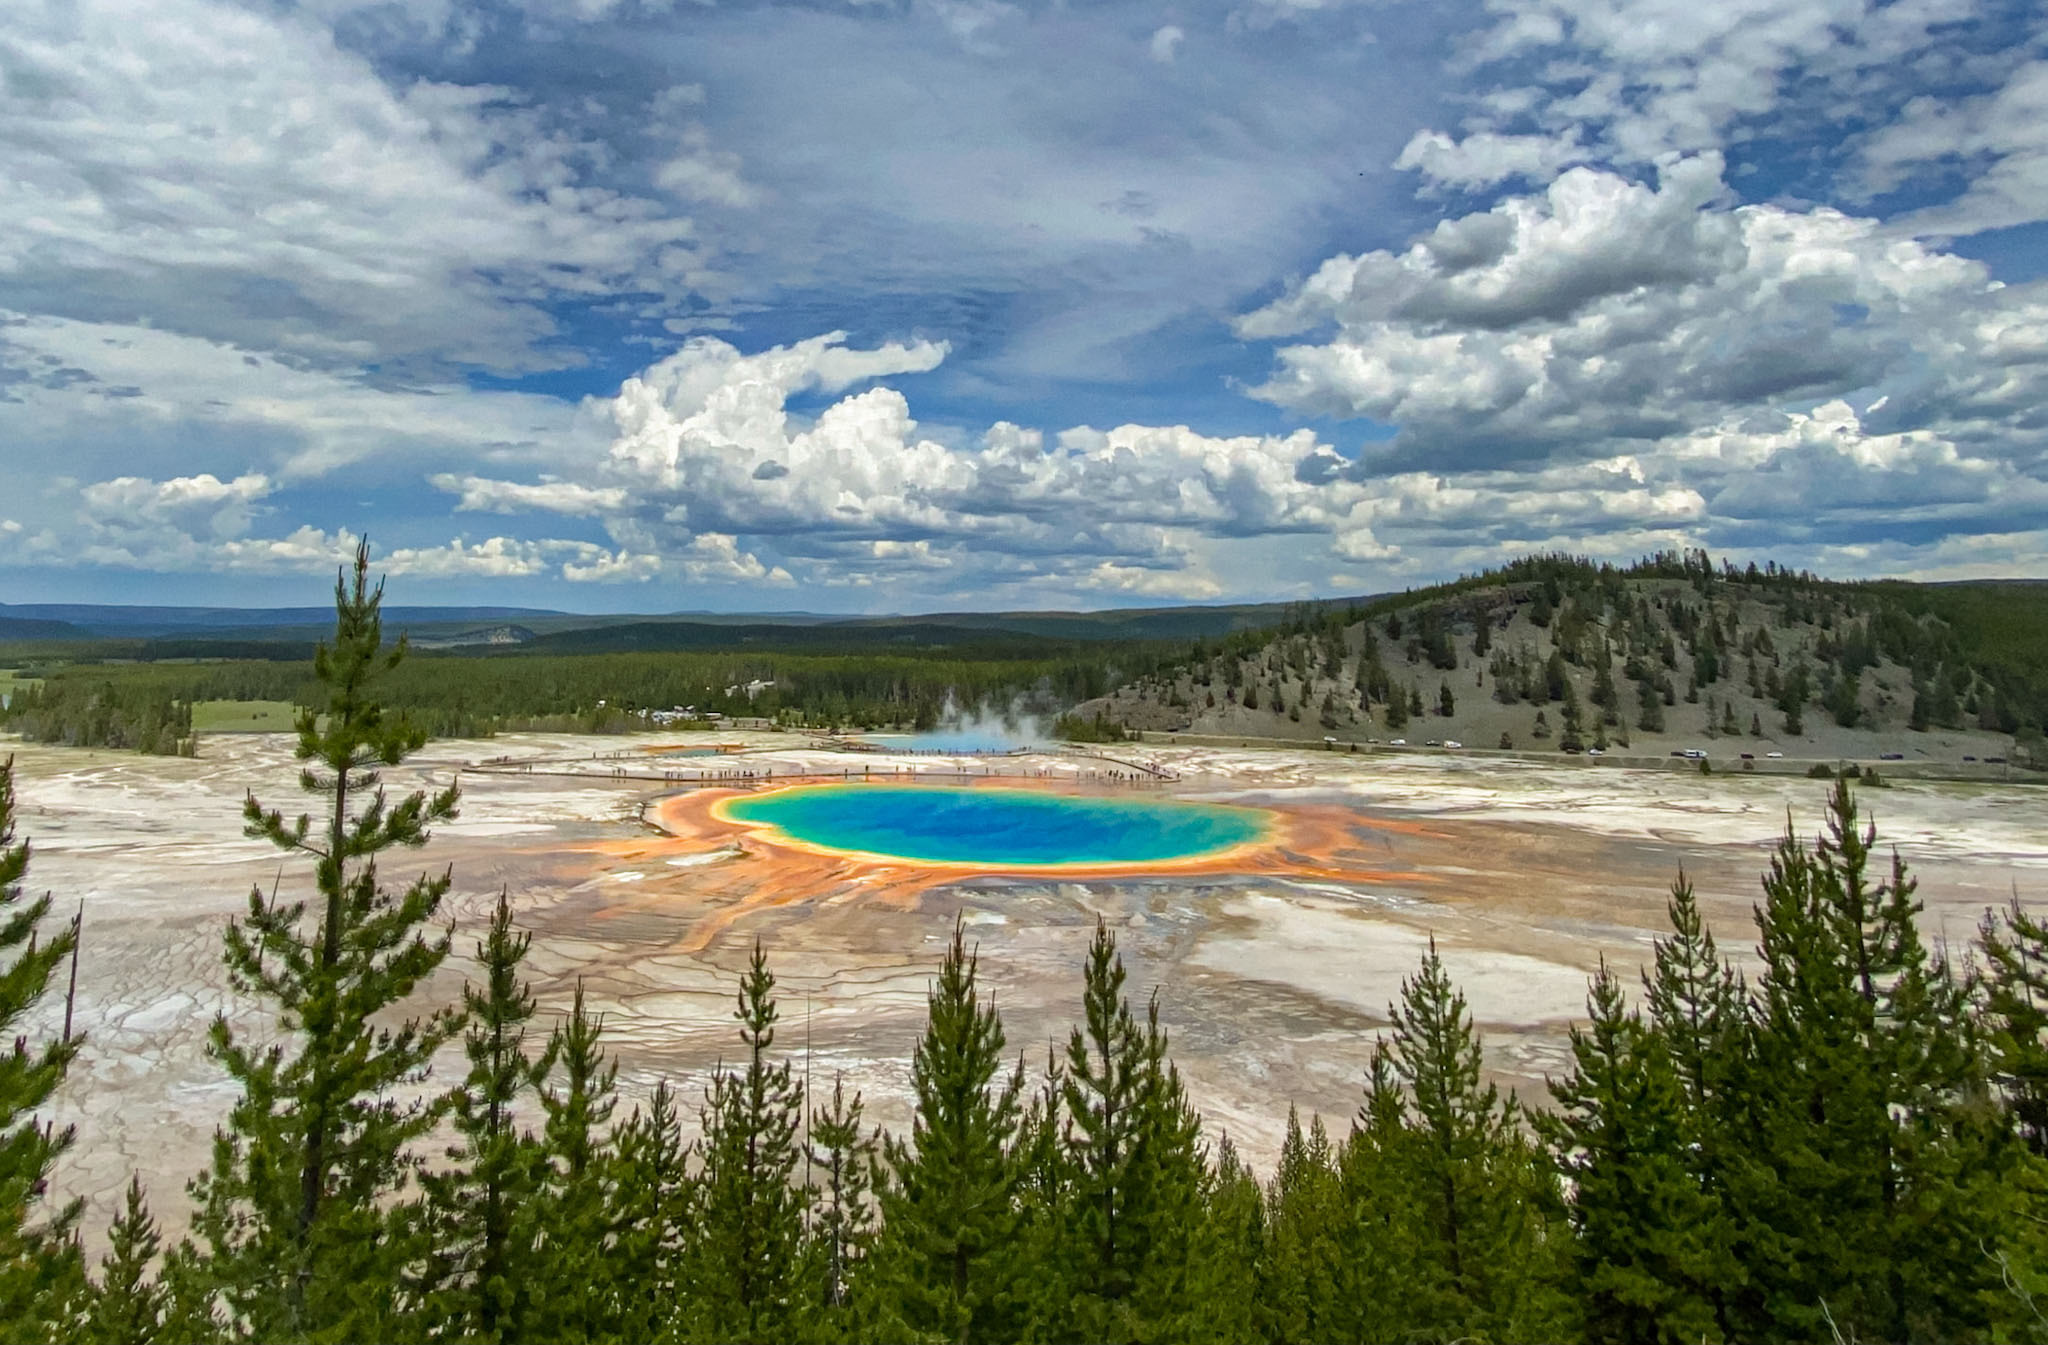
<box><xmin>0</xmin><ymin>639</ymin><xmax>1161</xmax><ymax>747</ymax></box>
<box><xmin>0</xmin><ymin>554</ymin><xmax>2045</xmax><ymax>1344</ymax></box>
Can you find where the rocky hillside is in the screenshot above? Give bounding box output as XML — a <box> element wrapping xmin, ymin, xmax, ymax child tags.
<box><xmin>1075</xmin><ymin>551</ymin><xmax>2047</xmax><ymax>768</ymax></box>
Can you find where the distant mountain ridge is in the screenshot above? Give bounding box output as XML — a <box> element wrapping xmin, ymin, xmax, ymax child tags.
<box><xmin>0</xmin><ymin>594</ymin><xmax>1371</xmax><ymax>648</ymax></box>
<box><xmin>0</xmin><ymin>602</ymin><xmax>566</xmax><ymax>639</ymax></box>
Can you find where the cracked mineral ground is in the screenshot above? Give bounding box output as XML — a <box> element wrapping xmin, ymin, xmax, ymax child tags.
<box><xmin>10</xmin><ymin>732</ymin><xmax>2043</xmax><ymax>1248</ymax></box>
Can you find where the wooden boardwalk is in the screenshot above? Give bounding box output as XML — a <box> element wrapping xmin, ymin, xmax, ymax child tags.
<box><xmin>467</xmin><ymin>742</ymin><xmax>1182</xmax><ymax>787</ymax></box>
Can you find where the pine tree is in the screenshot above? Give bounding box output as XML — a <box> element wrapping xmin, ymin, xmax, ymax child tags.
<box><xmin>1643</xmin><ymin>875</ymin><xmax>1740</xmax><ymax>1134</ymax></box>
<box><xmin>1639</xmin><ymin>876</ymin><xmax>1745</xmax><ymax>1340</ymax></box>
<box><xmin>1778</xmin><ymin>660</ymin><xmax>1809</xmax><ymax>735</ymax></box>
<box><xmin>0</xmin><ymin>758</ymin><xmax>85</xmax><ymax>1341</ymax></box>
<box><xmin>1058</xmin><ymin>924</ymin><xmax>1204</xmax><ymax>1342</ymax></box>
<box><xmin>1383</xmin><ymin>938</ymin><xmax>1571</xmax><ymax>1340</ymax></box>
<box><xmin>1636</xmin><ymin>680</ymin><xmax>1665</xmax><ymax>733</ymax></box>
<box><xmin>84</xmin><ymin>1178</ymin><xmax>167</xmax><ymax>1345</ymax></box>
<box><xmin>526</xmin><ymin>982</ymin><xmax>622</xmax><ymax>1343</ymax></box>
<box><xmin>1559</xmin><ymin>683</ymin><xmax>1587</xmax><ymax>752</ymax></box>
<box><xmin>1255</xmin><ymin>1107</ymin><xmax>1344</xmax><ymax>1344</ymax></box>
<box><xmin>1826</xmin><ymin>669</ymin><xmax>1862</xmax><ymax>727</ymax></box>
<box><xmin>606</xmin><ymin>1079</ymin><xmax>693</xmax><ymax>1342</ymax></box>
<box><xmin>1927</xmin><ymin>665</ymin><xmax>1960</xmax><ymax>727</ymax></box>
<box><xmin>686</xmin><ymin>943</ymin><xmax>806</xmax><ymax>1344</ymax></box>
<box><xmin>412</xmin><ymin>888</ymin><xmax>549</xmax><ymax>1343</ymax></box>
<box><xmin>1542</xmin><ymin>965</ymin><xmax>1722</xmax><ymax>1344</ymax></box>
<box><xmin>1723</xmin><ymin>783</ymin><xmax>2006</xmax><ymax>1343</ymax></box>
<box><xmin>871</xmin><ymin>919</ymin><xmax>1024</xmax><ymax>1344</ymax></box>
<box><xmin>1006</xmin><ymin>1043</ymin><xmax>1069</xmax><ymax>1337</ymax></box>
<box><xmin>1545</xmin><ymin>650</ymin><xmax>1570</xmax><ymax>702</ymax></box>
<box><xmin>1190</xmin><ymin>1134</ymin><xmax>1262</xmax><ymax>1345</ymax></box>
<box><xmin>807</xmin><ymin>1074</ymin><xmax>877</xmax><ymax>1332</ymax></box>
<box><xmin>187</xmin><ymin>542</ymin><xmax>463</xmax><ymax>1341</ymax></box>
<box><xmin>1437</xmin><ymin>682</ymin><xmax>1455</xmax><ymax>717</ymax></box>
<box><xmin>1328</xmin><ymin>1048</ymin><xmax>1432</xmax><ymax>1342</ymax></box>
<box><xmin>1983</xmin><ymin>896</ymin><xmax>2048</xmax><ymax>1155</ymax></box>
<box><xmin>1592</xmin><ymin>644</ymin><xmax>1619</xmax><ymax>723</ymax></box>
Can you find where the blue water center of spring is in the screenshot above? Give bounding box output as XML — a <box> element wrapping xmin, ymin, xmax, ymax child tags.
<box><xmin>721</xmin><ymin>784</ymin><xmax>1267</xmax><ymax>866</ymax></box>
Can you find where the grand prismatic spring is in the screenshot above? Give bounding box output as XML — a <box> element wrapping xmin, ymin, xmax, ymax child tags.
<box><xmin>715</xmin><ymin>783</ymin><xmax>1271</xmax><ymax>868</ymax></box>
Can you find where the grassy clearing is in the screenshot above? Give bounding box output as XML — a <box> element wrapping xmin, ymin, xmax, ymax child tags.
<box><xmin>192</xmin><ymin>699</ymin><xmax>301</xmax><ymax>733</ymax></box>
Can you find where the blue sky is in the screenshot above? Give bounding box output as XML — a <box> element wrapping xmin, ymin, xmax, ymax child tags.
<box><xmin>2</xmin><ymin>0</ymin><xmax>2045</xmax><ymax>611</ymax></box>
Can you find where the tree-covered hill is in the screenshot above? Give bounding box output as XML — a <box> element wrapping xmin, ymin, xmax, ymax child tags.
<box><xmin>1081</xmin><ymin>551</ymin><xmax>2048</xmax><ymax>768</ymax></box>
<box><xmin>6</xmin><ymin>550</ymin><xmax>2046</xmax><ymax>763</ymax></box>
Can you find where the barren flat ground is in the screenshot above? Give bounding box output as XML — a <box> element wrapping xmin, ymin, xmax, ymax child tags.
<box><xmin>8</xmin><ymin>731</ymin><xmax>2043</xmax><ymax>1245</ymax></box>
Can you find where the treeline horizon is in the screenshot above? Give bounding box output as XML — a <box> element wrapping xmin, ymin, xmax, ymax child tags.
<box><xmin>0</xmin><ymin>547</ymin><xmax>2044</xmax><ymax>1344</ymax></box>
<box><xmin>9</xmin><ymin>547</ymin><xmax>2047</xmax><ymax>757</ymax></box>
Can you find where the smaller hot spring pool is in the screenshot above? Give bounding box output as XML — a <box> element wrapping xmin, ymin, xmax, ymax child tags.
<box><xmin>717</xmin><ymin>784</ymin><xmax>1269</xmax><ymax>867</ymax></box>
<box><xmin>860</xmin><ymin>729</ymin><xmax>1034</xmax><ymax>754</ymax></box>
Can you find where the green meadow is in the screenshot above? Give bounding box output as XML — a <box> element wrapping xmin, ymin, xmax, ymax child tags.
<box><xmin>189</xmin><ymin>699</ymin><xmax>300</xmax><ymax>733</ymax></box>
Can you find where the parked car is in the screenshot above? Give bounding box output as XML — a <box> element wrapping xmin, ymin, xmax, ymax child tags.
<box><xmin>1586</xmin><ymin>747</ymin><xmax>1604</xmax><ymax>757</ymax></box>
<box><xmin>1963</xmin><ymin>754</ymin><xmax>1978</xmax><ymax>762</ymax></box>
<box><xmin>1740</xmin><ymin>752</ymin><xmax>1755</xmax><ymax>760</ymax></box>
<box><xmin>1880</xmin><ymin>752</ymin><xmax>1904</xmax><ymax>761</ymax></box>
<box><xmin>1424</xmin><ymin>739</ymin><xmax>1441</xmax><ymax>747</ymax></box>
<box><xmin>1443</xmin><ymin>740</ymin><xmax>1462</xmax><ymax>749</ymax></box>
<box><xmin>1682</xmin><ymin>748</ymin><xmax>1707</xmax><ymax>759</ymax></box>
<box><xmin>1766</xmin><ymin>751</ymin><xmax>1784</xmax><ymax>758</ymax></box>
<box><xmin>1389</xmin><ymin>738</ymin><xmax>1406</xmax><ymax>746</ymax></box>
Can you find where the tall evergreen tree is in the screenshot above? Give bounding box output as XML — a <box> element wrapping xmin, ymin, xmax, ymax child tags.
<box><xmin>1636</xmin><ymin>679</ymin><xmax>1665</xmax><ymax>733</ymax></box>
<box><xmin>526</xmin><ymin>982</ymin><xmax>621</xmax><ymax>1345</ymax></box>
<box><xmin>0</xmin><ymin>758</ymin><xmax>85</xmax><ymax>1341</ymax></box>
<box><xmin>1191</xmin><ymin>1133</ymin><xmax>1262</xmax><ymax>1345</ymax></box>
<box><xmin>1542</xmin><ymin>964</ymin><xmax>1722</xmax><ymax>1344</ymax></box>
<box><xmin>685</xmin><ymin>942</ymin><xmax>805</xmax><ymax>1344</ymax></box>
<box><xmin>1330</xmin><ymin>1046</ymin><xmax>1432</xmax><ymax>1342</ymax></box>
<box><xmin>1723</xmin><ymin>782</ymin><xmax>2006</xmax><ymax>1343</ymax></box>
<box><xmin>606</xmin><ymin>1080</ymin><xmax>693</xmax><ymax>1342</ymax></box>
<box><xmin>807</xmin><ymin>1074</ymin><xmax>877</xmax><ymax>1336</ymax></box>
<box><xmin>1007</xmin><ymin>1042</ymin><xmax>1069</xmax><ymax>1337</ymax></box>
<box><xmin>1057</xmin><ymin>923</ymin><xmax>1205</xmax><ymax>1342</ymax></box>
<box><xmin>1983</xmin><ymin>896</ymin><xmax>2048</xmax><ymax>1155</ymax></box>
<box><xmin>1381</xmin><ymin>938</ymin><xmax>1572</xmax><ymax>1341</ymax></box>
<box><xmin>871</xmin><ymin>919</ymin><xmax>1024</xmax><ymax>1345</ymax></box>
<box><xmin>186</xmin><ymin>542</ymin><xmax>463</xmax><ymax>1341</ymax></box>
<box><xmin>1591</xmin><ymin>642</ymin><xmax>1619</xmax><ymax>723</ymax></box>
<box><xmin>84</xmin><ymin>1178</ymin><xmax>167</xmax><ymax>1345</ymax></box>
<box><xmin>412</xmin><ymin>888</ymin><xmax>549</xmax><ymax>1343</ymax></box>
<box><xmin>1255</xmin><ymin>1107</ymin><xmax>1344</xmax><ymax>1345</ymax></box>
<box><xmin>1640</xmin><ymin>873</ymin><xmax>1743</xmax><ymax>1336</ymax></box>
